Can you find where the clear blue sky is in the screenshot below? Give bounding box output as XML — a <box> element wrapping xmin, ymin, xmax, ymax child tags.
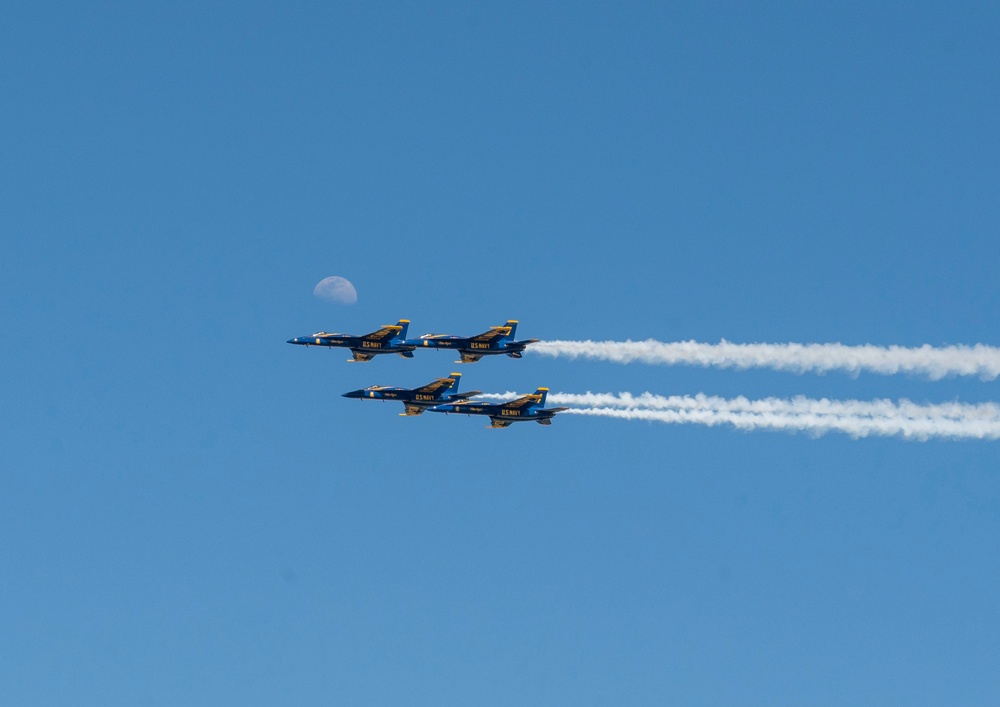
<box><xmin>3</xmin><ymin>2</ymin><xmax>999</xmax><ymax>704</ymax></box>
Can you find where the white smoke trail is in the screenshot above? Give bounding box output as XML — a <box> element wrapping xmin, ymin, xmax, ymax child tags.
<box><xmin>561</xmin><ymin>407</ymin><xmax>1000</xmax><ymax>440</ymax></box>
<box><xmin>564</xmin><ymin>408</ymin><xmax>1000</xmax><ymax>441</ymax></box>
<box><xmin>531</xmin><ymin>339</ymin><xmax>1000</xmax><ymax>380</ymax></box>
<box><xmin>476</xmin><ymin>392</ymin><xmax>1000</xmax><ymax>440</ymax></box>
<box><xmin>545</xmin><ymin>391</ymin><xmax>1000</xmax><ymax>421</ymax></box>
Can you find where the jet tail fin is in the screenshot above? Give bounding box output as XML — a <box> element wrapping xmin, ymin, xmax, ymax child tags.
<box><xmin>502</xmin><ymin>320</ymin><xmax>518</xmax><ymax>339</ymax></box>
<box><xmin>396</xmin><ymin>319</ymin><xmax>410</xmax><ymax>339</ymax></box>
<box><xmin>534</xmin><ymin>387</ymin><xmax>549</xmax><ymax>408</ymax></box>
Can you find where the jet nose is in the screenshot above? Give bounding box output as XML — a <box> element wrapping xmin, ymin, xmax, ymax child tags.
<box><xmin>342</xmin><ymin>389</ymin><xmax>365</xmax><ymax>399</ymax></box>
<box><xmin>287</xmin><ymin>337</ymin><xmax>304</xmax><ymax>345</ymax></box>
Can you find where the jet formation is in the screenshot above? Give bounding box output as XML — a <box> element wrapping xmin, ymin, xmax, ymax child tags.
<box><xmin>287</xmin><ymin>319</ymin><xmax>537</xmax><ymax>363</ymax></box>
<box><xmin>289</xmin><ymin>319</ymin><xmax>565</xmax><ymax>428</ymax></box>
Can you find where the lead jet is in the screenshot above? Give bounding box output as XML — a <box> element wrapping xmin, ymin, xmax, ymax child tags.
<box><xmin>342</xmin><ymin>372</ymin><xmax>482</xmax><ymax>416</ymax></box>
<box><xmin>427</xmin><ymin>387</ymin><xmax>569</xmax><ymax>428</ymax></box>
<box><xmin>286</xmin><ymin>319</ymin><xmax>416</xmax><ymax>362</ymax></box>
<box><xmin>406</xmin><ymin>319</ymin><xmax>539</xmax><ymax>363</ymax></box>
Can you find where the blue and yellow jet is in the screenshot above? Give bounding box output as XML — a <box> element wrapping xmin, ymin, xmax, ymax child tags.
<box><xmin>406</xmin><ymin>319</ymin><xmax>539</xmax><ymax>363</ymax></box>
<box><xmin>287</xmin><ymin>319</ymin><xmax>416</xmax><ymax>362</ymax></box>
<box><xmin>341</xmin><ymin>372</ymin><xmax>482</xmax><ymax>416</ymax></box>
<box><xmin>427</xmin><ymin>387</ymin><xmax>569</xmax><ymax>428</ymax></box>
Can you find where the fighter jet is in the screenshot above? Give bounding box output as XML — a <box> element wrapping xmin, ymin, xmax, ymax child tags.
<box><xmin>406</xmin><ymin>319</ymin><xmax>539</xmax><ymax>363</ymax></box>
<box><xmin>341</xmin><ymin>372</ymin><xmax>482</xmax><ymax>416</ymax></box>
<box><xmin>287</xmin><ymin>319</ymin><xmax>416</xmax><ymax>362</ymax></box>
<box><xmin>427</xmin><ymin>387</ymin><xmax>569</xmax><ymax>428</ymax></box>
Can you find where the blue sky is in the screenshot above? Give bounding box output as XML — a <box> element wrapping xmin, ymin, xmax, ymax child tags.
<box><xmin>3</xmin><ymin>1</ymin><xmax>999</xmax><ymax>704</ymax></box>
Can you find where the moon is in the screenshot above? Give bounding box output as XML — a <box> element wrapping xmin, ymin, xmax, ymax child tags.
<box><xmin>313</xmin><ymin>276</ymin><xmax>358</xmax><ymax>305</ymax></box>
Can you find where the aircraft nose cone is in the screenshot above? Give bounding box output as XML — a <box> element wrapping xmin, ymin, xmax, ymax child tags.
<box><xmin>342</xmin><ymin>389</ymin><xmax>364</xmax><ymax>398</ymax></box>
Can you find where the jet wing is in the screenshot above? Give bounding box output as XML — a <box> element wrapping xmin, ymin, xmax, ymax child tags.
<box><xmin>502</xmin><ymin>392</ymin><xmax>545</xmax><ymax>410</ymax></box>
<box><xmin>458</xmin><ymin>352</ymin><xmax>483</xmax><ymax>363</ymax></box>
<box><xmin>364</xmin><ymin>324</ymin><xmax>403</xmax><ymax>341</ymax></box>
<box><xmin>470</xmin><ymin>325</ymin><xmax>513</xmax><ymax>343</ymax></box>
<box><xmin>401</xmin><ymin>403</ymin><xmax>426</xmax><ymax>416</ymax></box>
<box><xmin>488</xmin><ymin>417</ymin><xmax>514</xmax><ymax>428</ymax></box>
<box><xmin>413</xmin><ymin>377</ymin><xmax>455</xmax><ymax>395</ymax></box>
<box><xmin>350</xmin><ymin>350</ymin><xmax>376</xmax><ymax>362</ymax></box>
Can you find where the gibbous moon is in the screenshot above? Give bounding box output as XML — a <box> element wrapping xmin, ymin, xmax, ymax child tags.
<box><xmin>313</xmin><ymin>276</ymin><xmax>358</xmax><ymax>304</ymax></box>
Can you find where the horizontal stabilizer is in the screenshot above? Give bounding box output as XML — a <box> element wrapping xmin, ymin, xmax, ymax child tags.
<box><xmin>447</xmin><ymin>390</ymin><xmax>482</xmax><ymax>401</ymax></box>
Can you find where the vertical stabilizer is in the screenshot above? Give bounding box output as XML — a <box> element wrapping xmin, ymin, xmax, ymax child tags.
<box><xmin>502</xmin><ymin>320</ymin><xmax>518</xmax><ymax>339</ymax></box>
<box><xmin>533</xmin><ymin>387</ymin><xmax>549</xmax><ymax>408</ymax></box>
<box><xmin>396</xmin><ymin>319</ymin><xmax>410</xmax><ymax>339</ymax></box>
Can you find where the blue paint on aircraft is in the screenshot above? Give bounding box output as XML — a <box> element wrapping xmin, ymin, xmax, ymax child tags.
<box><xmin>287</xmin><ymin>319</ymin><xmax>415</xmax><ymax>361</ymax></box>
<box><xmin>427</xmin><ymin>387</ymin><xmax>568</xmax><ymax>428</ymax></box>
<box><xmin>404</xmin><ymin>319</ymin><xmax>539</xmax><ymax>363</ymax></box>
<box><xmin>342</xmin><ymin>372</ymin><xmax>482</xmax><ymax>416</ymax></box>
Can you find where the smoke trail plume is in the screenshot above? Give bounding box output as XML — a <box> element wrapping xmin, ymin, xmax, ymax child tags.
<box><xmin>531</xmin><ymin>340</ymin><xmax>1000</xmax><ymax>380</ymax></box>
<box><xmin>562</xmin><ymin>407</ymin><xmax>1000</xmax><ymax>440</ymax></box>
<box><xmin>477</xmin><ymin>392</ymin><xmax>1000</xmax><ymax>440</ymax></box>
<box><xmin>546</xmin><ymin>392</ymin><xmax>1000</xmax><ymax>420</ymax></box>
